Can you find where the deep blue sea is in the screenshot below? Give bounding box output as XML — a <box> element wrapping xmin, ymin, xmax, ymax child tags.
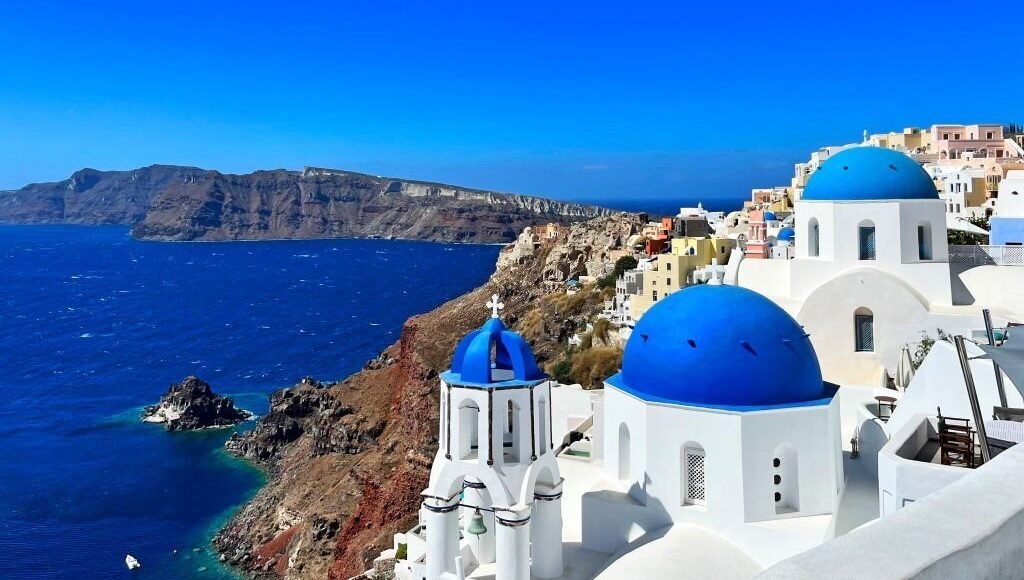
<box><xmin>0</xmin><ymin>226</ymin><xmax>500</xmax><ymax>580</ymax></box>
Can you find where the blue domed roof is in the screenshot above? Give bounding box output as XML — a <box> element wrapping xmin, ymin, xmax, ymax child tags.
<box><xmin>763</xmin><ymin>211</ymin><xmax>777</xmax><ymax>221</ymax></box>
<box><xmin>777</xmin><ymin>227</ymin><xmax>795</xmax><ymax>242</ymax></box>
<box><xmin>803</xmin><ymin>146</ymin><xmax>938</xmax><ymax>202</ymax></box>
<box><xmin>443</xmin><ymin>316</ymin><xmax>545</xmax><ymax>387</ymax></box>
<box><xmin>608</xmin><ymin>285</ymin><xmax>833</xmax><ymax>410</ymax></box>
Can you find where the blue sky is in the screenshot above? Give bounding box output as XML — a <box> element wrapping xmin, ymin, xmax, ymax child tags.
<box><xmin>1</xmin><ymin>1</ymin><xmax>1021</xmax><ymax>200</ymax></box>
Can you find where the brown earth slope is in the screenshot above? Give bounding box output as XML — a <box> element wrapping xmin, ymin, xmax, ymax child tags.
<box><xmin>212</xmin><ymin>213</ymin><xmax>643</xmax><ymax>579</ymax></box>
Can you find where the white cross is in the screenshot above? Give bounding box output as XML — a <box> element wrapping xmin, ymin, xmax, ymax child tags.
<box><xmin>486</xmin><ymin>293</ymin><xmax>505</xmax><ymax>318</ymax></box>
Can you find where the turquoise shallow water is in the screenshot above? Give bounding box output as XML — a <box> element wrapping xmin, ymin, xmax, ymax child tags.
<box><xmin>0</xmin><ymin>226</ymin><xmax>499</xmax><ymax>579</ymax></box>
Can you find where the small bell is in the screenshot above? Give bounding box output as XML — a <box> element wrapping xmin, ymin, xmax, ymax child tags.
<box><xmin>466</xmin><ymin>509</ymin><xmax>487</xmax><ymax>536</ymax></box>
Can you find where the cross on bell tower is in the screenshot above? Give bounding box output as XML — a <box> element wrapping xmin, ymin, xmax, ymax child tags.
<box><xmin>486</xmin><ymin>293</ymin><xmax>505</xmax><ymax>318</ymax></box>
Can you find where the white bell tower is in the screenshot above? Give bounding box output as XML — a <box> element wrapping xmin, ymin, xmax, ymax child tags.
<box><xmin>422</xmin><ymin>295</ymin><xmax>563</xmax><ymax>580</ymax></box>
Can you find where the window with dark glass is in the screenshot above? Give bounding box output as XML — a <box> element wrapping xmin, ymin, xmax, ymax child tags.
<box><xmin>858</xmin><ymin>226</ymin><xmax>876</xmax><ymax>260</ymax></box>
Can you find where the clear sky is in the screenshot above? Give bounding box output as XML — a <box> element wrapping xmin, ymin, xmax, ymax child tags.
<box><xmin>1</xmin><ymin>1</ymin><xmax>1021</xmax><ymax>200</ymax></box>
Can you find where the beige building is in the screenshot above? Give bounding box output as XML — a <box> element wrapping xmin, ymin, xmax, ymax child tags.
<box><xmin>868</xmin><ymin>127</ymin><xmax>932</xmax><ymax>154</ymax></box>
<box><xmin>630</xmin><ymin>236</ymin><xmax>735</xmax><ymax>317</ymax></box>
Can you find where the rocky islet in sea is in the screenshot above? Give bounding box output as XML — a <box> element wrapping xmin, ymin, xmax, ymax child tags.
<box><xmin>142</xmin><ymin>375</ymin><xmax>252</xmax><ymax>431</ymax></box>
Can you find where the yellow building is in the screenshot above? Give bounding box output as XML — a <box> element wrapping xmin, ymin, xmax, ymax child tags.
<box><xmin>630</xmin><ymin>236</ymin><xmax>735</xmax><ymax>318</ymax></box>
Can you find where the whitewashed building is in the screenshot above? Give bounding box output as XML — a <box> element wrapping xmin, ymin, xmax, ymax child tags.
<box><xmin>733</xmin><ymin>146</ymin><xmax>1023</xmax><ymax>384</ymax></box>
<box><xmin>584</xmin><ymin>284</ymin><xmax>843</xmax><ymax>559</ymax></box>
<box><xmin>419</xmin><ymin>296</ymin><xmax>563</xmax><ymax>580</ymax></box>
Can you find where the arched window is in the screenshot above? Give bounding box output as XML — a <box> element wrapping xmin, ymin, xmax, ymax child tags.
<box><xmin>854</xmin><ymin>308</ymin><xmax>874</xmax><ymax>352</ymax></box>
<box><xmin>858</xmin><ymin>220</ymin><xmax>876</xmax><ymax>260</ymax></box>
<box><xmin>773</xmin><ymin>444</ymin><xmax>799</xmax><ymax>514</ymax></box>
<box><xmin>807</xmin><ymin>218</ymin><xmax>820</xmax><ymax>257</ymax></box>
<box><xmin>458</xmin><ymin>400</ymin><xmax>480</xmax><ymax>460</ymax></box>
<box><xmin>917</xmin><ymin>223</ymin><xmax>932</xmax><ymax>260</ymax></box>
<box><xmin>682</xmin><ymin>443</ymin><xmax>706</xmax><ymax>506</ymax></box>
<box><xmin>618</xmin><ymin>423</ymin><xmax>631</xmax><ymax>481</ymax></box>
<box><xmin>504</xmin><ymin>400</ymin><xmax>520</xmax><ymax>463</ymax></box>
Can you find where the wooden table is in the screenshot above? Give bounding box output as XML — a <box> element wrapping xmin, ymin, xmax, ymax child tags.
<box><xmin>875</xmin><ymin>395</ymin><xmax>897</xmax><ymax>422</ymax></box>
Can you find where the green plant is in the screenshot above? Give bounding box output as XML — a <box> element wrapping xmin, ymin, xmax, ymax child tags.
<box><xmin>596</xmin><ymin>255</ymin><xmax>639</xmax><ymax>289</ymax></box>
<box><xmin>912</xmin><ymin>329</ymin><xmax>952</xmax><ymax>370</ymax></box>
<box><xmin>947</xmin><ymin>216</ymin><xmax>990</xmax><ymax>246</ymax></box>
<box><xmin>546</xmin><ymin>357</ymin><xmax>574</xmax><ymax>385</ymax></box>
<box><xmin>395</xmin><ymin>542</ymin><xmax>407</xmax><ymax>560</ymax></box>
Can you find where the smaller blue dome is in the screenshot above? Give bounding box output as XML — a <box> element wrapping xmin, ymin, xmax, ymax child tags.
<box><xmin>803</xmin><ymin>146</ymin><xmax>938</xmax><ymax>202</ymax></box>
<box><xmin>443</xmin><ymin>317</ymin><xmax>545</xmax><ymax>387</ymax></box>
<box><xmin>777</xmin><ymin>227</ymin><xmax>795</xmax><ymax>242</ymax></box>
<box><xmin>763</xmin><ymin>211</ymin><xmax>777</xmax><ymax>221</ymax></box>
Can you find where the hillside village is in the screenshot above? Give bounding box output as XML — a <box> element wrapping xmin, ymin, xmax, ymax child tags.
<box><xmin>498</xmin><ymin>123</ymin><xmax>1024</xmax><ymax>390</ymax></box>
<box><xmin>343</xmin><ymin>124</ymin><xmax>1024</xmax><ymax>580</ymax></box>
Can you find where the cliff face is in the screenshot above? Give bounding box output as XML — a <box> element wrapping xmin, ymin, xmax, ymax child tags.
<box><xmin>133</xmin><ymin>168</ymin><xmax>612</xmax><ymax>243</ymax></box>
<box><xmin>0</xmin><ymin>165</ymin><xmax>207</xmax><ymax>225</ymax></box>
<box><xmin>212</xmin><ymin>213</ymin><xmax>643</xmax><ymax>579</ymax></box>
<box><xmin>0</xmin><ymin>165</ymin><xmax>612</xmax><ymax>244</ymax></box>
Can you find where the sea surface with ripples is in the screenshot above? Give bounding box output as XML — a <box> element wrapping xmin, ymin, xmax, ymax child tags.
<box><xmin>0</xmin><ymin>226</ymin><xmax>499</xmax><ymax>579</ymax></box>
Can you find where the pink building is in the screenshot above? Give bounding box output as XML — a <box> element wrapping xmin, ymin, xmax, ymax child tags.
<box><xmin>931</xmin><ymin>124</ymin><xmax>1008</xmax><ymax>160</ymax></box>
<box><xmin>743</xmin><ymin>210</ymin><xmax>769</xmax><ymax>259</ymax></box>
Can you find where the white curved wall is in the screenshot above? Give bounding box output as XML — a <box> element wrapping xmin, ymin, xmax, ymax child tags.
<box><xmin>796</xmin><ymin>269</ymin><xmax>932</xmax><ymax>384</ymax></box>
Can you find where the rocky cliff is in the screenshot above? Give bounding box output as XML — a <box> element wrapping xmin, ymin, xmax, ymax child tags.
<box><xmin>211</xmin><ymin>213</ymin><xmax>644</xmax><ymax>579</ymax></box>
<box><xmin>0</xmin><ymin>165</ymin><xmax>207</xmax><ymax>225</ymax></box>
<box><xmin>0</xmin><ymin>165</ymin><xmax>612</xmax><ymax>244</ymax></box>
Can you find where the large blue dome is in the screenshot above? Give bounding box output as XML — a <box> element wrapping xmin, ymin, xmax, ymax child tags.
<box><xmin>443</xmin><ymin>316</ymin><xmax>545</xmax><ymax>387</ymax></box>
<box><xmin>802</xmin><ymin>146</ymin><xmax>938</xmax><ymax>202</ymax></box>
<box><xmin>609</xmin><ymin>285</ymin><xmax>832</xmax><ymax>410</ymax></box>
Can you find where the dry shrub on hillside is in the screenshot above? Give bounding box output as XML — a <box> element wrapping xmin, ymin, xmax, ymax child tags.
<box><xmin>570</xmin><ymin>347</ymin><xmax>623</xmax><ymax>389</ymax></box>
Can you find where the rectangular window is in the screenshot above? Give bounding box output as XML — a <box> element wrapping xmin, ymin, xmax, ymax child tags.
<box><xmin>652</xmin><ymin>291</ymin><xmax>658</xmax><ymax>302</ymax></box>
<box><xmin>859</xmin><ymin>226</ymin><xmax>876</xmax><ymax>260</ymax></box>
<box><xmin>666</xmin><ymin>278</ymin><xmax>672</xmax><ymax>286</ymax></box>
<box><xmin>943</xmin><ymin>133</ymin><xmax>949</xmax><ymax>140</ymax></box>
<box><xmin>956</xmin><ymin>203</ymin><xmax>961</xmax><ymax>213</ymax></box>
<box><xmin>666</xmin><ymin>263</ymin><xmax>671</xmax><ymax>271</ymax></box>
<box><xmin>987</xmin><ymin>132</ymin><xmax>994</xmax><ymax>139</ymax></box>
<box><xmin>918</xmin><ymin>225</ymin><xmax>932</xmax><ymax>260</ymax></box>
<box><xmin>855</xmin><ymin>314</ymin><xmax>874</xmax><ymax>352</ymax></box>
<box><xmin>684</xmin><ymin>447</ymin><xmax>706</xmax><ymax>506</ymax></box>
<box><xmin>955</xmin><ymin>133</ymin><xmax>961</xmax><ymax>140</ymax></box>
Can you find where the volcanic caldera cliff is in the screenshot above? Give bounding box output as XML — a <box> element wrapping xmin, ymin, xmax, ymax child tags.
<box><xmin>0</xmin><ymin>165</ymin><xmax>613</xmax><ymax>244</ymax></box>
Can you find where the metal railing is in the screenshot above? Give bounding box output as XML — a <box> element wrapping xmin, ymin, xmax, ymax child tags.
<box><xmin>949</xmin><ymin>245</ymin><xmax>1024</xmax><ymax>267</ymax></box>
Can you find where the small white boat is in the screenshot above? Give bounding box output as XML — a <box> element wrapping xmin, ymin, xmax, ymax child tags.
<box><xmin>125</xmin><ymin>554</ymin><xmax>141</xmax><ymax>570</ymax></box>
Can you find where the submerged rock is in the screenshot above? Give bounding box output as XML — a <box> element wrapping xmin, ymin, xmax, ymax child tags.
<box><xmin>142</xmin><ymin>376</ymin><xmax>251</xmax><ymax>431</ymax></box>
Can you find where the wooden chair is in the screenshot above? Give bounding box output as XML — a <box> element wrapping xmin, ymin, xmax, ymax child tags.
<box><xmin>937</xmin><ymin>408</ymin><xmax>975</xmax><ymax>468</ymax></box>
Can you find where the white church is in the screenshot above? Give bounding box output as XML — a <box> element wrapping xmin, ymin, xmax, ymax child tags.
<box><xmin>420</xmin><ymin>296</ymin><xmax>565</xmax><ymax>580</ymax></box>
<box><xmin>732</xmin><ymin>146</ymin><xmax>1023</xmax><ymax>384</ymax></box>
